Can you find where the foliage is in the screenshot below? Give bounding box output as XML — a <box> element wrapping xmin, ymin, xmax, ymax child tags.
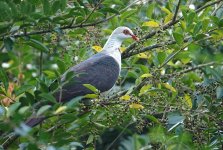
<box><xmin>0</xmin><ymin>0</ymin><xmax>223</xmax><ymax>149</ymax></box>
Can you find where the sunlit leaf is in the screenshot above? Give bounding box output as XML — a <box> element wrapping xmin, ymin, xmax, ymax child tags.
<box><xmin>162</xmin><ymin>83</ymin><xmax>177</xmax><ymax>93</ymax></box>
<box><xmin>94</xmin><ymin>122</ymin><xmax>106</xmax><ymax>128</ymax></box>
<box><xmin>161</xmin><ymin>7</ymin><xmax>172</xmax><ymax>14</ymax></box>
<box><xmin>43</xmin><ymin>70</ymin><xmax>56</xmax><ymax>78</ymax></box>
<box><xmin>140</xmin><ymin>73</ymin><xmax>152</xmax><ymax>78</ymax></box>
<box><xmin>137</xmin><ymin>53</ymin><xmax>150</xmax><ymax>59</ymax></box>
<box><xmin>142</xmin><ymin>21</ymin><xmax>159</xmax><ymax>27</ymax></box>
<box><xmin>84</xmin><ymin>94</ymin><xmax>98</xmax><ymax>99</ymax></box>
<box><xmin>86</xmin><ymin>134</ymin><xmax>94</xmax><ymax>145</ymax></box>
<box><xmin>184</xmin><ymin>94</ymin><xmax>192</xmax><ymax>108</ymax></box>
<box><xmin>83</xmin><ymin>84</ymin><xmax>98</xmax><ymax>93</ymax></box>
<box><xmin>164</xmin><ymin>13</ymin><xmax>173</xmax><ymax>24</ymax></box>
<box><xmin>120</xmin><ymin>95</ymin><xmax>130</xmax><ymax>101</ymax></box>
<box><xmin>92</xmin><ymin>45</ymin><xmax>102</xmax><ymax>52</ymax></box>
<box><xmin>139</xmin><ymin>84</ymin><xmax>152</xmax><ymax>96</ymax></box>
<box><xmin>54</xmin><ymin>106</ymin><xmax>67</xmax><ymax>114</ymax></box>
<box><xmin>120</xmin><ymin>47</ymin><xmax>126</xmax><ymax>53</ymax></box>
<box><xmin>36</xmin><ymin>105</ymin><xmax>51</xmax><ymax>116</ymax></box>
<box><xmin>129</xmin><ymin>103</ymin><xmax>144</xmax><ymax>109</ymax></box>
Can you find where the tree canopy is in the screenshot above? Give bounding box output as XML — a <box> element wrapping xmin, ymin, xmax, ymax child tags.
<box><xmin>0</xmin><ymin>0</ymin><xmax>223</xmax><ymax>149</ymax></box>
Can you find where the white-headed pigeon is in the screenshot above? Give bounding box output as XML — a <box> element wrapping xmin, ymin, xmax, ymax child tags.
<box><xmin>26</xmin><ymin>26</ymin><xmax>139</xmax><ymax>127</ymax></box>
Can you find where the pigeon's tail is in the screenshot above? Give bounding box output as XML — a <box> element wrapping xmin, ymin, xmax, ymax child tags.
<box><xmin>25</xmin><ymin>116</ymin><xmax>46</xmax><ymax>127</ymax></box>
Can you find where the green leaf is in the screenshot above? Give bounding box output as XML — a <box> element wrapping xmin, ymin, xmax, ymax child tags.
<box><xmin>56</xmin><ymin>59</ymin><xmax>66</xmax><ymax>74</ymax></box>
<box><xmin>157</xmin><ymin>52</ymin><xmax>167</xmax><ymax>65</ymax></box>
<box><xmin>193</xmin><ymin>22</ymin><xmax>202</xmax><ymax>35</ymax></box>
<box><xmin>160</xmin><ymin>7</ymin><xmax>172</xmax><ymax>14</ymax></box>
<box><xmin>7</xmin><ymin>102</ymin><xmax>21</xmax><ymax>117</ymax></box>
<box><xmin>39</xmin><ymin>93</ymin><xmax>56</xmax><ymax>103</ymax></box>
<box><xmin>10</xmin><ymin>25</ymin><xmax>20</xmax><ymax>33</ymax></box>
<box><xmin>139</xmin><ymin>84</ymin><xmax>152</xmax><ymax>96</ymax></box>
<box><xmin>36</xmin><ymin>105</ymin><xmax>51</xmax><ymax>116</ymax></box>
<box><xmin>167</xmin><ymin>112</ymin><xmax>184</xmax><ymax>131</ymax></box>
<box><xmin>216</xmin><ymin>86</ymin><xmax>223</xmax><ymax>99</ymax></box>
<box><xmin>20</xmin><ymin>1</ymin><xmax>34</xmax><ymax>14</ymax></box>
<box><xmin>41</xmin><ymin>0</ymin><xmax>50</xmax><ymax>15</ymax></box>
<box><xmin>162</xmin><ymin>83</ymin><xmax>177</xmax><ymax>93</ymax></box>
<box><xmin>64</xmin><ymin>71</ymin><xmax>75</xmax><ymax>81</ymax></box>
<box><xmin>83</xmin><ymin>84</ymin><xmax>98</xmax><ymax>93</ymax></box>
<box><xmin>187</xmin><ymin>11</ymin><xmax>195</xmax><ymax>27</ymax></box>
<box><xmin>43</xmin><ymin>70</ymin><xmax>56</xmax><ymax>79</ymax></box>
<box><xmin>49</xmin><ymin>80</ymin><xmax>59</xmax><ymax>92</ymax></box>
<box><xmin>52</xmin><ymin>0</ymin><xmax>60</xmax><ymax>14</ymax></box>
<box><xmin>15</xmin><ymin>85</ymin><xmax>34</xmax><ymax>96</ymax></box>
<box><xmin>147</xmin><ymin>3</ymin><xmax>155</xmax><ymax>18</ymax></box>
<box><xmin>121</xmin><ymin>9</ymin><xmax>137</xmax><ymax>20</ymax></box>
<box><xmin>146</xmin><ymin>114</ymin><xmax>160</xmax><ymax>124</ymax></box>
<box><xmin>0</xmin><ymin>21</ymin><xmax>11</xmax><ymax>32</ymax></box>
<box><xmin>28</xmin><ymin>39</ymin><xmax>49</xmax><ymax>52</ymax></box>
<box><xmin>142</xmin><ymin>21</ymin><xmax>159</xmax><ymax>27</ymax></box>
<box><xmin>0</xmin><ymin>1</ymin><xmax>12</xmax><ymax>21</ymax></box>
<box><xmin>99</xmin><ymin>7</ymin><xmax>120</xmax><ymax>14</ymax></box>
<box><xmin>0</xmin><ymin>68</ymin><xmax>9</xmax><ymax>91</ymax></box>
<box><xmin>94</xmin><ymin>122</ymin><xmax>106</xmax><ymax>128</ymax></box>
<box><xmin>173</xmin><ymin>32</ymin><xmax>184</xmax><ymax>44</ymax></box>
<box><xmin>70</xmin><ymin>142</ymin><xmax>83</xmax><ymax>148</ymax></box>
<box><xmin>218</xmin><ymin>19</ymin><xmax>223</xmax><ymax>27</ymax></box>
<box><xmin>60</xmin><ymin>0</ymin><xmax>67</xmax><ymax>10</ymax></box>
<box><xmin>86</xmin><ymin>134</ymin><xmax>94</xmax><ymax>145</ymax></box>
<box><xmin>54</xmin><ymin>106</ymin><xmax>67</xmax><ymax>114</ymax></box>
<box><xmin>18</xmin><ymin>106</ymin><xmax>30</xmax><ymax>114</ymax></box>
<box><xmin>140</xmin><ymin>74</ymin><xmax>152</xmax><ymax>78</ymax></box>
<box><xmin>4</xmin><ymin>37</ymin><xmax>14</xmax><ymax>51</ymax></box>
<box><xmin>84</xmin><ymin>94</ymin><xmax>98</xmax><ymax>99</ymax></box>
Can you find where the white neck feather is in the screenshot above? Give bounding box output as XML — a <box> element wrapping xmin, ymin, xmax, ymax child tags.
<box><xmin>101</xmin><ymin>35</ymin><xmax>123</xmax><ymax>72</ymax></box>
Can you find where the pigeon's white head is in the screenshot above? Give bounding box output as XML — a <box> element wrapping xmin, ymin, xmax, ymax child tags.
<box><xmin>112</xmin><ymin>26</ymin><xmax>139</xmax><ymax>41</ymax></box>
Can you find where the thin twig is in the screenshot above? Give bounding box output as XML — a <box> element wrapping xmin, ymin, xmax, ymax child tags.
<box><xmin>195</xmin><ymin>0</ymin><xmax>221</xmax><ymax>13</ymax></box>
<box><xmin>122</xmin><ymin>0</ymin><xmax>221</xmax><ymax>58</ymax></box>
<box><xmin>172</xmin><ymin>62</ymin><xmax>220</xmax><ymax>76</ymax></box>
<box><xmin>172</xmin><ymin>0</ymin><xmax>181</xmax><ymax>23</ymax></box>
<box><xmin>105</xmin><ymin>122</ymin><xmax>133</xmax><ymax>150</ymax></box>
<box><xmin>211</xmin><ymin>1</ymin><xmax>223</xmax><ymax>16</ymax></box>
<box><xmin>80</xmin><ymin>0</ymin><xmax>104</xmax><ymax>25</ymax></box>
<box><xmin>0</xmin><ymin>0</ymin><xmax>140</xmax><ymax>41</ymax></box>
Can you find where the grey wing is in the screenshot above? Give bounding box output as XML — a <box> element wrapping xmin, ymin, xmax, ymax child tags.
<box><xmin>53</xmin><ymin>54</ymin><xmax>120</xmax><ymax>102</ymax></box>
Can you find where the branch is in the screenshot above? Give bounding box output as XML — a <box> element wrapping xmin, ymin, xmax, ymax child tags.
<box><xmin>0</xmin><ymin>0</ymin><xmax>140</xmax><ymax>40</ymax></box>
<box><xmin>80</xmin><ymin>0</ymin><xmax>104</xmax><ymax>25</ymax></box>
<box><xmin>172</xmin><ymin>0</ymin><xmax>181</xmax><ymax>23</ymax></box>
<box><xmin>195</xmin><ymin>0</ymin><xmax>222</xmax><ymax>13</ymax></box>
<box><xmin>122</xmin><ymin>0</ymin><xmax>222</xmax><ymax>58</ymax></box>
<box><xmin>211</xmin><ymin>1</ymin><xmax>223</xmax><ymax>16</ymax></box>
<box><xmin>171</xmin><ymin>62</ymin><xmax>223</xmax><ymax>76</ymax></box>
<box><xmin>122</xmin><ymin>41</ymin><xmax>176</xmax><ymax>59</ymax></box>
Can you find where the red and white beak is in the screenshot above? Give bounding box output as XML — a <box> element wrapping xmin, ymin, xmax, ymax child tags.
<box><xmin>130</xmin><ymin>33</ymin><xmax>139</xmax><ymax>41</ymax></box>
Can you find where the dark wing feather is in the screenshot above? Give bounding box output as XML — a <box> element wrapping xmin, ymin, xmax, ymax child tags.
<box><xmin>53</xmin><ymin>53</ymin><xmax>120</xmax><ymax>102</ymax></box>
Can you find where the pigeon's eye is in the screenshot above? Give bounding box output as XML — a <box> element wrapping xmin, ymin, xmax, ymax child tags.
<box><xmin>123</xmin><ymin>29</ymin><xmax>129</xmax><ymax>35</ymax></box>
